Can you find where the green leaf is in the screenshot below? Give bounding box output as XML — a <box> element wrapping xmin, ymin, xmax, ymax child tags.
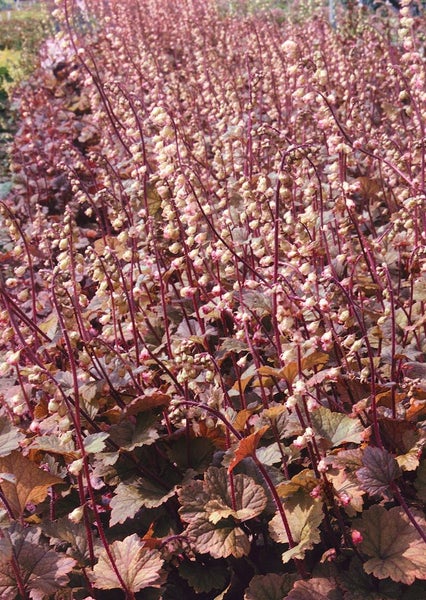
<box><xmin>356</xmin><ymin>446</ymin><xmax>401</xmax><ymax>500</ymax></box>
<box><xmin>110</xmin><ymin>478</ymin><xmax>177</xmax><ymax>525</ymax></box>
<box><xmin>0</xmin><ymin>415</ymin><xmax>24</xmax><ymax>457</ymax></box>
<box><xmin>92</xmin><ymin>534</ymin><xmax>163</xmax><ymax>592</ymax></box>
<box><xmin>83</xmin><ymin>432</ymin><xmax>109</xmax><ymax>454</ymax></box>
<box><xmin>310</xmin><ymin>406</ymin><xmax>363</xmax><ymax>447</ymax></box>
<box><xmin>0</xmin><ymin>524</ymin><xmax>75</xmax><ymax>600</ymax></box>
<box><xmin>357</xmin><ymin>505</ymin><xmax>426</xmax><ymax>585</ymax></box>
<box><xmin>179</xmin><ymin>557</ymin><xmax>229</xmax><ymax>593</ymax></box>
<box><xmin>269</xmin><ymin>492</ymin><xmax>324</xmax><ymax>564</ymax></box>
<box><xmin>244</xmin><ymin>573</ymin><xmax>296</xmax><ymax>600</ymax></box>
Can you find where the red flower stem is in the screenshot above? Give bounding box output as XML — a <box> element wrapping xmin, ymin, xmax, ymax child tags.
<box><xmin>51</xmin><ymin>279</ymin><xmax>134</xmax><ymax>596</ymax></box>
<box><xmin>331</xmin><ymin>278</ymin><xmax>383</xmax><ymax>448</ymax></box>
<box><xmin>252</xmin><ymin>454</ymin><xmax>307</xmax><ymax>578</ymax></box>
<box><xmin>10</xmin><ymin>553</ymin><xmax>28</xmax><ymax>599</ymax></box>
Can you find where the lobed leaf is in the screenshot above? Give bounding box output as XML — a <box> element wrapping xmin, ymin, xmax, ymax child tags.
<box><xmin>179</xmin><ymin>558</ymin><xmax>229</xmax><ymax>593</ymax></box>
<box><xmin>83</xmin><ymin>432</ymin><xmax>110</xmax><ymax>454</ymax></box>
<box><xmin>269</xmin><ymin>492</ymin><xmax>324</xmax><ymax>563</ymax></box>
<box><xmin>110</xmin><ymin>477</ymin><xmax>177</xmax><ymax>525</ymax></box>
<box><xmin>109</xmin><ymin>411</ymin><xmax>159</xmax><ymax>450</ymax></box>
<box><xmin>29</xmin><ymin>434</ymin><xmax>78</xmax><ymax>461</ymax></box>
<box><xmin>285</xmin><ymin>577</ymin><xmax>343</xmax><ymax>599</ymax></box>
<box><xmin>310</xmin><ymin>406</ymin><xmax>364</xmax><ymax>448</ymax></box>
<box><xmin>0</xmin><ymin>524</ymin><xmax>75</xmax><ymax>600</ymax></box>
<box><xmin>356</xmin><ymin>446</ymin><xmax>401</xmax><ymax>500</ymax></box>
<box><xmin>92</xmin><ymin>534</ymin><xmax>163</xmax><ymax>591</ymax></box>
<box><xmin>0</xmin><ymin>416</ymin><xmax>24</xmax><ymax>458</ymax></box>
<box><xmin>186</xmin><ymin>517</ymin><xmax>251</xmax><ymax>558</ymax></box>
<box><xmin>357</xmin><ymin>505</ymin><xmax>426</xmax><ymax>585</ymax></box>
<box><xmin>244</xmin><ymin>573</ymin><xmax>296</xmax><ymax>600</ymax></box>
<box><xmin>0</xmin><ymin>451</ymin><xmax>64</xmax><ymax>517</ymax></box>
<box><xmin>42</xmin><ymin>517</ymin><xmax>92</xmax><ymax>565</ymax></box>
<box><xmin>165</xmin><ymin>436</ymin><xmax>214</xmax><ymax>473</ymax></box>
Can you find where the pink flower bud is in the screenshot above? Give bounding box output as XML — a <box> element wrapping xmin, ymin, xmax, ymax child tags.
<box><xmin>351</xmin><ymin>530</ymin><xmax>363</xmax><ymax>545</ymax></box>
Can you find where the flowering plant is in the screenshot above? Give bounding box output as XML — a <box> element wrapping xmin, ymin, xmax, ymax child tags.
<box><xmin>0</xmin><ymin>0</ymin><xmax>425</xmax><ymax>598</ymax></box>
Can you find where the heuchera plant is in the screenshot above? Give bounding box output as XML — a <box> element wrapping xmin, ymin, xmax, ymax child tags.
<box><xmin>0</xmin><ymin>0</ymin><xmax>425</xmax><ymax>598</ymax></box>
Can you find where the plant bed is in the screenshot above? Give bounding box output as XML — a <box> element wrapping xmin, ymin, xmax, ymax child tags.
<box><xmin>0</xmin><ymin>0</ymin><xmax>425</xmax><ymax>598</ymax></box>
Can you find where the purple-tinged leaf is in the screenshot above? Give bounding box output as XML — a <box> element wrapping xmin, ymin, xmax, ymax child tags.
<box><xmin>0</xmin><ymin>524</ymin><xmax>75</xmax><ymax>600</ymax></box>
<box><xmin>178</xmin><ymin>479</ymin><xmax>209</xmax><ymax>523</ymax></box>
<box><xmin>42</xmin><ymin>517</ymin><xmax>92</xmax><ymax>565</ymax></box>
<box><xmin>328</xmin><ymin>470</ymin><xmax>364</xmax><ymax>516</ymax></box>
<box><xmin>285</xmin><ymin>577</ymin><xmax>343</xmax><ymax>599</ymax></box>
<box><xmin>323</xmin><ymin>448</ymin><xmax>363</xmax><ymax>472</ymax></box>
<box><xmin>179</xmin><ymin>467</ymin><xmax>267</xmax><ymax>525</ymax></box>
<box><xmin>109</xmin><ymin>412</ymin><xmax>159</xmax><ymax>450</ymax></box>
<box><xmin>165</xmin><ymin>436</ymin><xmax>214</xmax><ymax>473</ymax></box>
<box><xmin>29</xmin><ymin>434</ymin><xmax>78</xmax><ymax>461</ymax></box>
<box><xmin>356</xmin><ymin>446</ymin><xmax>401</xmax><ymax>500</ymax></box>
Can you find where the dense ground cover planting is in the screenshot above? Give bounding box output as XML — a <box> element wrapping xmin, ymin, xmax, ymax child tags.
<box><xmin>0</xmin><ymin>0</ymin><xmax>425</xmax><ymax>597</ymax></box>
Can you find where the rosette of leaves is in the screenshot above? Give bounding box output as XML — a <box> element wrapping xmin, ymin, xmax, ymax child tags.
<box><xmin>178</xmin><ymin>466</ymin><xmax>267</xmax><ymax>558</ymax></box>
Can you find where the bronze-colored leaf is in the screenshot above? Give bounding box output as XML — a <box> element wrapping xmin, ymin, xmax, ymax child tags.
<box><xmin>0</xmin><ymin>451</ymin><xmax>64</xmax><ymax>518</ymax></box>
<box><xmin>228</xmin><ymin>426</ymin><xmax>269</xmax><ymax>473</ymax></box>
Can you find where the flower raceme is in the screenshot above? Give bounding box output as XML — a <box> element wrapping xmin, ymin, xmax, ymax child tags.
<box><xmin>0</xmin><ymin>0</ymin><xmax>425</xmax><ymax>597</ymax></box>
